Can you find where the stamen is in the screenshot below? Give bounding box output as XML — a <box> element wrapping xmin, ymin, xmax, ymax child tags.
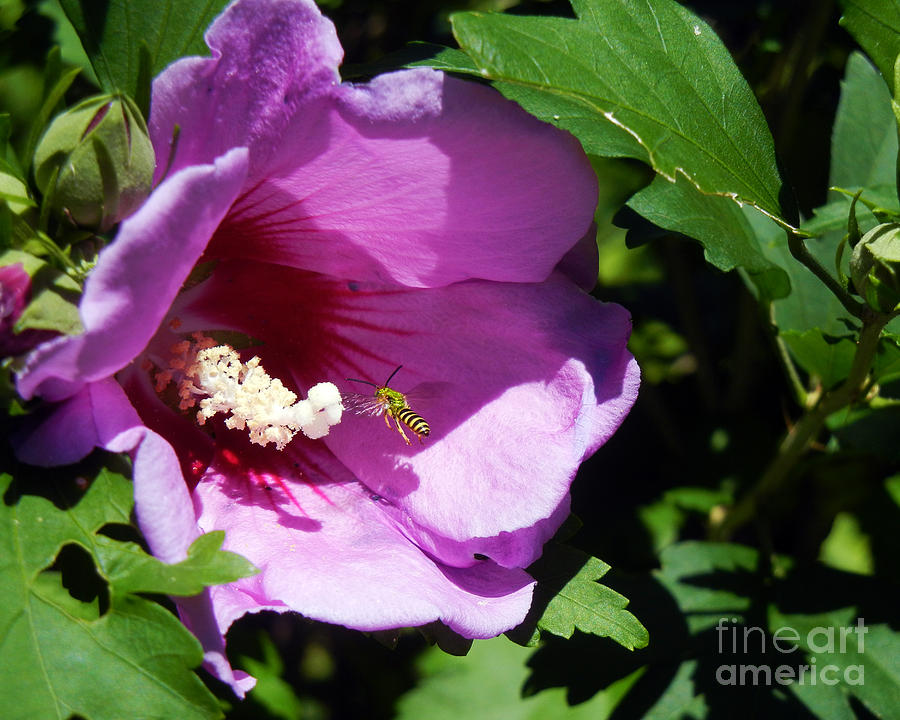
<box><xmin>156</xmin><ymin>333</ymin><xmax>342</xmax><ymax>450</ymax></box>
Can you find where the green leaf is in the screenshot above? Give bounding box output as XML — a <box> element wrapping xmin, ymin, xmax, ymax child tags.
<box><xmin>239</xmin><ymin>634</ymin><xmax>306</xmax><ymax>720</ymax></box>
<box><xmin>58</xmin><ymin>0</ymin><xmax>230</xmax><ymax>101</ymax></box>
<box><xmin>819</xmin><ymin>512</ymin><xmax>875</xmax><ymax>575</ymax></box>
<box><xmin>0</xmin><ymin>469</ymin><xmax>224</xmax><ymax>719</ymax></box>
<box><xmin>827</xmin><ymin>403</ymin><xmax>900</xmax><ymax>461</ymax></box>
<box><xmin>104</xmin><ymin>530</ymin><xmax>258</xmax><ymax>597</ymax></box>
<box><xmin>831</xmin><ymin>52</ymin><xmax>897</xmax><ymax>189</ymax></box>
<box><xmin>752</xmin><ymin>50</ymin><xmax>900</xmax><ymax>342</ymax></box>
<box><xmin>0</xmin><ymin>248</ymin><xmax>83</xmax><ymax>335</ymax></box>
<box><xmin>654</xmin><ymin>542</ymin><xmax>758</xmax><ymax>634</ymax></box>
<box><xmin>780</xmin><ymin>330</ymin><xmax>857</xmax><ymax>389</ymax></box>
<box><xmin>769</xmin><ymin>608</ymin><xmax>900</xmax><ymax>718</ymax></box>
<box><xmin>396</xmin><ymin>636</ymin><xmax>641</xmax><ymax>720</ymax></box>
<box><xmin>451</xmin><ymin>0</ymin><xmax>785</xmax><ymax>225</ymax></box>
<box><xmin>22</xmin><ymin>64</ymin><xmax>81</xmax><ymax>174</ymax></box>
<box><xmin>839</xmin><ymin>0</ymin><xmax>900</xmax><ymax>96</ymax></box>
<box><xmin>628</xmin><ymin>174</ymin><xmax>790</xmax><ymax>300</ymax></box>
<box><xmin>37</xmin><ymin>0</ymin><xmax>99</xmax><ymax>87</ymax></box>
<box><xmin>874</xmin><ymin>333</ymin><xmax>900</xmax><ymax>381</ymax></box>
<box><xmin>521</xmin><ymin>544</ymin><xmax>648</xmax><ymax>651</ymax></box>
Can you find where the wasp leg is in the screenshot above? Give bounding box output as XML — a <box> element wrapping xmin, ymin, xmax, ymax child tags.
<box><xmin>383</xmin><ymin>412</ymin><xmax>393</xmax><ymax>431</ymax></box>
<box><xmin>393</xmin><ymin>414</ymin><xmax>412</xmax><ymax>445</ymax></box>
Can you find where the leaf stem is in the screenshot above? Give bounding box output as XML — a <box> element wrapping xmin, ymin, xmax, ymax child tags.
<box><xmin>786</xmin><ymin>229</ymin><xmax>866</xmax><ymax>318</ymax></box>
<box><xmin>768</xmin><ymin>301</ymin><xmax>808</xmax><ymax>407</ymax></box>
<box><xmin>712</xmin><ymin>309</ymin><xmax>891</xmax><ymax>540</ymax></box>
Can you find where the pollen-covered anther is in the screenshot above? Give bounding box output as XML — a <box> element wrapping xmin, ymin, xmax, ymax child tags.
<box><xmin>167</xmin><ymin>340</ymin><xmax>342</xmax><ymax>450</ymax></box>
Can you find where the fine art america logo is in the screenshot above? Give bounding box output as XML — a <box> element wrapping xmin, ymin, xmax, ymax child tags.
<box><xmin>715</xmin><ymin>618</ymin><xmax>867</xmax><ymax>686</ymax></box>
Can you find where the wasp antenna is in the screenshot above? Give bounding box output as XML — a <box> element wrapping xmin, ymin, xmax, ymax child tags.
<box><xmin>384</xmin><ymin>364</ymin><xmax>403</xmax><ymax>386</ymax></box>
<box><xmin>346</xmin><ymin>377</ymin><xmax>377</xmax><ymax>387</ymax></box>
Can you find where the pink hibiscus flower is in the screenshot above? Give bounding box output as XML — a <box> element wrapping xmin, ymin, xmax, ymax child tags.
<box><xmin>15</xmin><ymin>0</ymin><xmax>639</xmax><ymax>695</ymax></box>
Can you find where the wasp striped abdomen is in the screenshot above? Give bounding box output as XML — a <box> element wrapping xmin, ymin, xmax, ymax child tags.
<box><xmin>395</xmin><ymin>407</ymin><xmax>430</xmax><ymax>439</ymax></box>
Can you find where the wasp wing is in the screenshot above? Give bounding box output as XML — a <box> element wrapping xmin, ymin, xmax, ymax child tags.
<box><xmin>341</xmin><ymin>392</ymin><xmax>387</xmax><ymax>417</ymax></box>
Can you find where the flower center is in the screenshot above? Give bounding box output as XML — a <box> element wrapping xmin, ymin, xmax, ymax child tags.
<box><xmin>153</xmin><ymin>331</ymin><xmax>342</xmax><ymax>450</ymax></box>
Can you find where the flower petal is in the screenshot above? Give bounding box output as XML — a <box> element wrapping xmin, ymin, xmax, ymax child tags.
<box><xmin>150</xmin><ymin>0</ymin><xmax>341</xmax><ymax>180</ymax></box>
<box><xmin>209</xmin><ymin>68</ymin><xmax>597</xmax><ymax>287</ymax></box>
<box><xmin>177</xmin><ymin>593</ymin><xmax>257</xmax><ymax>698</ymax></box>
<box><xmin>16</xmin><ymin>148</ymin><xmax>248</xmax><ymax>402</ymax></box>
<box><xmin>172</xmin><ymin>260</ymin><xmax>638</xmax><ymax>568</ymax></box>
<box><xmin>13</xmin><ymin>377</ymin><xmax>137</xmax><ymax>466</ymax></box>
<box><xmin>191</xmin><ymin>441</ymin><xmax>535</xmax><ymax>638</ymax></box>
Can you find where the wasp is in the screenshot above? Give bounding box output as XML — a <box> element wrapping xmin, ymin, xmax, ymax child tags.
<box><xmin>344</xmin><ymin>365</ymin><xmax>431</xmax><ymax>445</ymax></box>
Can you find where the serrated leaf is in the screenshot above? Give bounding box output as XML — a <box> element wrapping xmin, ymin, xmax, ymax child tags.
<box><xmin>770</xmin><ymin>608</ymin><xmax>900</xmax><ymax>719</ymax></box>
<box><xmin>104</xmin><ymin>530</ymin><xmax>258</xmax><ymax>597</ymax></box>
<box><xmin>58</xmin><ymin>0</ymin><xmax>230</xmax><ymax>102</ymax></box>
<box><xmin>654</xmin><ymin>541</ymin><xmax>758</xmax><ymax>635</ymax></box>
<box><xmin>451</xmin><ymin>0</ymin><xmax>785</xmax><ymax>227</ymax></box>
<box><xmin>0</xmin><ymin>470</ymin><xmax>223</xmax><ymax>719</ymax></box>
<box><xmin>840</xmin><ymin>0</ymin><xmax>900</xmax><ymax>96</ymax></box>
<box><xmin>538</xmin><ymin>560</ymin><xmax>648</xmax><ymax>650</ymax></box>
<box><xmin>396</xmin><ymin>636</ymin><xmax>641</xmax><ymax>720</ymax></box>
<box><xmin>524</xmin><ymin>544</ymin><xmax>648</xmax><ymax>651</ymax></box>
<box><xmin>628</xmin><ymin>173</ymin><xmax>790</xmax><ymax>300</ymax></box>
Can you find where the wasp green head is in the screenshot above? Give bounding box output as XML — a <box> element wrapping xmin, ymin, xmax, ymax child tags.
<box><xmin>376</xmin><ymin>386</ymin><xmax>409</xmax><ymax>412</ymax></box>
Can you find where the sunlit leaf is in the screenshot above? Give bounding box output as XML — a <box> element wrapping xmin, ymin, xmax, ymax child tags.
<box><xmin>58</xmin><ymin>0</ymin><xmax>230</xmax><ymax>105</ymax></box>
<box><xmin>840</xmin><ymin>0</ymin><xmax>900</xmax><ymax>95</ymax></box>
<box><xmin>0</xmin><ymin>468</ymin><xmax>253</xmax><ymax>719</ymax></box>
<box><xmin>628</xmin><ymin>174</ymin><xmax>790</xmax><ymax>300</ymax></box>
<box><xmin>520</xmin><ymin>544</ymin><xmax>648</xmax><ymax>651</ymax></box>
<box><xmin>396</xmin><ymin>636</ymin><xmax>640</xmax><ymax>720</ymax></box>
<box><xmin>451</xmin><ymin>0</ymin><xmax>786</xmax><ymax>224</ymax></box>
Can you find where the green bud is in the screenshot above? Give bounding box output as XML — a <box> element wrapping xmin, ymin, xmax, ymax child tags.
<box><xmin>33</xmin><ymin>94</ymin><xmax>155</xmax><ymax>230</ymax></box>
<box><xmin>850</xmin><ymin>222</ymin><xmax>900</xmax><ymax>314</ymax></box>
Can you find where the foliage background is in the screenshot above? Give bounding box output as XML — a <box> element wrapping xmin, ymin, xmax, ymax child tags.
<box><xmin>1</xmin><ymin>0</ymin><xmax>897</xmax><ymax>718</ymax></box>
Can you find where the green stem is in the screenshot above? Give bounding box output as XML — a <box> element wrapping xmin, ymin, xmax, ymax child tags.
<box><xmin>786</xmin><ymin>230</ymin><xmax>866</xmax><ymax>318</ymax></box>
<box><xmin>712</xmin><ymin>310</ymin><xmax>890</xmax><ymax>540</ymax></box>
<box><xmin>768</xmin><ymin>301</ymin><xmax>808</xmax><ymax>408</ymax></box>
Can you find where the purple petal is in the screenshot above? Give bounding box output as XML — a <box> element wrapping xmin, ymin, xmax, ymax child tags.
<box><xmin>150</xmin><ymin>0</ymin><xmax>341</xmax><ymax>180</ymax></box>
<box><xmin>172</xmin><ymin>260</ymin><xmax>639</xmax><ymax>568</ymax></box>
<box><xmin>16</xmin><ymin>148</ymin><xmax>248</xmax><ymax>402</ymax></box>
<box><xmin>209</xmin><ymin>69</ymin><xmax>597</xmax><ymax>287</ymax></box>
<box><xmin>116</xmin><ymin>422</ymin><xmax>200</xmax><ymax>565</ymax></box>
<box><xmin>191</xmin><ymin>444</ymin><xmax>535</xmax><ymax>638</ymax></box>
<box><xmin>177</xmin><ymin>593</ymin><xmax>257</xmax><ymax>698</ymax></box>
<box><xmin>555</xmin><ymin>223</ymin><xmax>600</xmax><ymax>292</ymax></box>
<box><xmin>14</xmin><ymin>377</ymin><xmax>141</xmax><ymax>466</ymax></box>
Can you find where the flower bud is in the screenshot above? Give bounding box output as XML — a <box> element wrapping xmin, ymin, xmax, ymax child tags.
<box><xmin>33</xmin><ymin>94</ymin><xmax>155</xmax><ymax>230</ymax></box>
<box><xmin>850</xmin><ymin>223</ymin><xmax>900</xmax><ymax>314</ymax></box>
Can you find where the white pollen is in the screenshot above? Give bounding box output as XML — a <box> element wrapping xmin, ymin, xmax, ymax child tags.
<box><xmin>159</xmin><ymin>336</ymin><xmax>343</xmax><ymax>450</ymax></box>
